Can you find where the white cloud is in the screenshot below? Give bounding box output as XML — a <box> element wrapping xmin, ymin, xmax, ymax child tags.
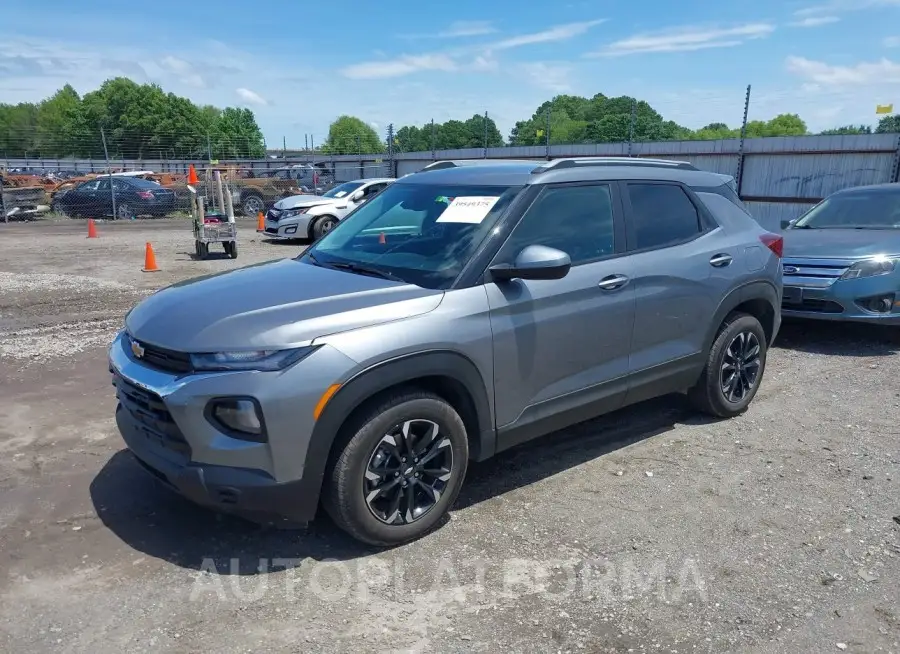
<box><xmin>587</xmin><ymin>23</ymin><xmax>775</xmax><ymax>57</ymax></box>
<box><xmin>340</xmin><ymin>19</ymin><xmax>607</xmax><ymax>80</ymax></box>
<box><xmin>789</xmin><ymin>16</ymin><xmax>840</xmax><ymax>26</ymax></box>
<box><xmin>236</xmin><ymin>87</ymin><xmax>268</xmax><ymax>105</ymax></box>
<box><xmin>793</xmin><ymin>0</ymin><xmax>900</xmax><ymax>16</ymax></box>
<box><xmin>437</xmin><ymin>21</ymin><xmax>497</xmax><ymax>38</ymax></box>
<box><xmin>786</xmin><ymin>55</ymin><xmax>900</xmax><ymax>85</ymax></box>
<box><xmin>488</xmin><ymin>19</ymin><xmax>607</xmax><ymax>50</ymax></box>
<box><xmin>339</xmin><ymin>54</ymin><xmax>458</xmax><ymax>79</ymax></box>
<box><xmin>885</xmin><ymin>36</ymin><xmax>900</xmax><ymax>47</ymax></box>
<box><xmin>519</xmin><ymin>62</ymin><xmax>573</xmax><ymax>93</ymax></box>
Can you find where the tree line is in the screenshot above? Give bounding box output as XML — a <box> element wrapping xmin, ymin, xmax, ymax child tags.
<box><xmin>0</xmin><ymin>78</ymin><xmax>267</xmax><ymax>160</ymax></box>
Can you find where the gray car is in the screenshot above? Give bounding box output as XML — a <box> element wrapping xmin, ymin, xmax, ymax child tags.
<box><xmin>780</xmin><ymin>183</ymin><xmax>900</xmax><ymax>324</ymax></box>
<box><xmin>110</xmin><ymin>158</ymin><xmax>783</xmax><ymax>546</ymax></box>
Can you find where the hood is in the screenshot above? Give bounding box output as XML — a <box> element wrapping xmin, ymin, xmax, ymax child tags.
<box><xmin>275</xmin><ymin>194</ymin><xmax>338</xmax><ymax>210</ymax></box>
<box><xmin>783</xmin><ymin>228</ymin><xmax>900</xmax><ymax>260</ymax></box>
<box><xmin>125</xmin><ymin>258</ymin><xmax>443</xmax><ymax>352</ymax></box>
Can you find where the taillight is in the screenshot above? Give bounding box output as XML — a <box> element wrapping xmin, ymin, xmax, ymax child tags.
<box><xmin>136</xmin><ymin>190</ymin><xmax>154</xmax><ymax>199</ymax></box>
<box><xmin>759</xmin><ymin>232</ymin><xmax>783</xmax><ymax>258</ymax></box>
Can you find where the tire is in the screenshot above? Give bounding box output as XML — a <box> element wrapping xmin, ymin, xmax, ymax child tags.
<box><xmin>194</xmin><ymin>240</ymin><xmax>201</xmax><ymax>258</ymax></box>
<box><xmin>116</xmin><ymin>203</ymin><xmax>133</xmax><ymax>220</ymax></box>
<box><xmin>323</xmin><ymin>390</ymin><xmax>469</xmax><ymax>547</ymax></box>
<box><xmin>312</xmin><ymin>215</ymin><xmax>338</xmax><ymax>241</ymax></box>
<box><xmin>198</xmin><ymin>242</ymin><xmax>209</xmax><ymax>260</ymax></box>
<box><xmin>242</xmin><ymin>194</ymin><xmax>264</xmax><ymax>218</ymax></box>
<box><xmin>225</xmin><ymin>241</ymin><xmax>238</xmax><ymax>259</ymax></box>
<box><xmin>688</xmin><ymin>312</ymin><xmax>767</xmax><ymax>418</ymax></box>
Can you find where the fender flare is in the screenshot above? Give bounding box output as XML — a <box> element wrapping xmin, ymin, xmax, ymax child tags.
<box><xmin>297</xmin><ymin>350</ymin><xmax>494</xmax><ymax>516</ymax></box>
<box><xmin>702</xmin><ymin>280</ymin><xmax>779</xmax><ymax>353</ymax></box>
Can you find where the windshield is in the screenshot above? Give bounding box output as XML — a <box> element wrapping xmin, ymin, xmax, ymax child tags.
<box><xmin>323</xmin><ymin>181</ymin><xmax>364</xmax><ymax>198</ymax></box>
<box><xmin>302</xmin><ymin>182</ymin><xmax>521</xmax><ymax>289</ymax></box>
<box><xmin>793</xmin><ymin>191</ymin><xmax>900</xmax><ymax>229</ymax></box>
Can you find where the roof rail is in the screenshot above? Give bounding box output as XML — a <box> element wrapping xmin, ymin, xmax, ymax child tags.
<box><xmin>531</xmin><ymin>157</ymin><xmax>699</xmax><ymax>174</ymax></box>
<box><xmin>419</xmin><ymin>159</ymin><xmax>540</xmax><ymax>172</ymax></box>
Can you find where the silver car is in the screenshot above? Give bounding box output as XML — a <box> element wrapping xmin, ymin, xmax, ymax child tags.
<box><xmin>110</xmin><ymin>158</ymin><xmax>783</xmax><ymax>546</ymax></box>
<box><xmin>781</xmin><ymin>183</ymin><xmax>900</xmax><ymax>324</ymax></box>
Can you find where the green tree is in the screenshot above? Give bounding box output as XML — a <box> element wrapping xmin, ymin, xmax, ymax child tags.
<box><xmin>322</xmin><ymin>115</ymin><xmax>384</xmax><ymax>155</ymax></box>
<box><xmin>819</xmin><ymin>124</ymin><xmax>872</xmax><ymax>135</ymax></box>
<box><xmin>875</xmin><ymin>114</ymin><xmax>900</xmax><ymax>133</ymax></box>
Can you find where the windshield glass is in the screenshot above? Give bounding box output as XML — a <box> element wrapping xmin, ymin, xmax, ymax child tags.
<box><xmin>793</xmin><ymin>191</ymin><xmax>900</xmax><ymax>229</ymax></box>
<box><xmin>323</xmin><ymin>181</ymin><xmax>364</xmax><ymax>198</ymax></box>
<box><xmin>302</xmin><ymin>182</ymin><xmax>520</xmax><ymax>289</ymax></box>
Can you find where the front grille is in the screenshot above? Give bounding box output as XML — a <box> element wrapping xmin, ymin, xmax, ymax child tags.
<box><xmin>129</xmin><ymin>335</ymin><xmax>192</xmax><ymax>373</ymax></box>
<box><xmin>265</xmin><ymin>227</ymin><xmax>278</xmax><ymax>234</ymax></box>
<box><xmin>782</xmin><ymin>258</ymin><xmax>850</xmax><ymax>286</ymax></box>
<box><xmin>782</xmin><ymin>298</ymin><xmax>844</xmax><ymax>313</ymax></box>
<box><xmin>114</xmin><ymin>373</ymin><xmax>191</xmax><ymax>457</ymax></box>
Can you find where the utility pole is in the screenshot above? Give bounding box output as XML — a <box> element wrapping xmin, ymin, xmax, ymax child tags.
<box><xmin>628</xmin><ymin>99</ymin><xmax>637</xmax><ymax>157</ymax></box>
<box><xmin>283</xmin><ymin>135</ymin><xmax>287</xmax><ymax>160</ymax></box>
<box><xmin>736</xmin><ymin>84</ymin><xmax>752</xmax><ymax>197</ymax></box>
<box><xmin>206</xmin><ymin>132</ymin><xmax>213</xmax><ymax>162</ymax></box>
<box><xmin>387</xmin><ymin>124</ymin><xmax>395</xmax><ymax>177</ymax></box>
<box><xmin>483</xmin><ymin>111</ymin><xmax>489</xmax><ymax>158</ymax></box>
<box><xmin>545</xmin><ymin>110</ymin><xmax>551</xmax><ymax>160</ymax></box>
<box><xmin>101</xmin><ymin>127</ymin><xmax>117</xmax><ymax>220</ymax></box>
<box><xmin>430</xmin><ymin>119</ymin><xmax>436</xmax><ymax>160</ymax></box>
<box><xmin>305</xmin><ymin>134</ymin><xmax>309</xmax><ymax>153</ymax></box>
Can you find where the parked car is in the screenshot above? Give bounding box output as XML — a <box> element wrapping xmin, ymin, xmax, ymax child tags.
<box><xmin>780</xmin><ymin>183</ymin><xmax>900</xmax><ymax>324</ymax></box>
<box><xmin>54</xmin><ymin>175</ymin><xmax>176</xmax><ymax>219</ymax></box>
<box><xmin>264</xmin><ymin>178</ymin><xmax>395</xmax><ymax>241</ymax></box>
<box><xmin>110</xmin><ymin>158</ymin><xmax>782</xmax><ymax>546</ymax></box>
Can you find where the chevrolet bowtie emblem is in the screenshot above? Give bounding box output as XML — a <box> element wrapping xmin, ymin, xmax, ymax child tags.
<box><xmin>131</xmin><ymin>339</ymin><xmax>145</xmax><ymax>358</ymax></box>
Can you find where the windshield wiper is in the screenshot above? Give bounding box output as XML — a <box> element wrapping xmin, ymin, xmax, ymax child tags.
<box><xmin>326</xmin><ymin>261</ymin><xmax>406</xmax><ymax>282</ymax></box>
<box><xmin>793</xmin><ymin>224</ymin><xmax>816</xmax><ymax>229</ymax></box>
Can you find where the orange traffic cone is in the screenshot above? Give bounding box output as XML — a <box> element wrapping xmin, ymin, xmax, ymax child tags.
<box><xmin>187</xmin><ymin>164</ymin><xmax>199</xmax><ymax>186</ymax></box>
<box><xmin>257</xmin><ymin>211</ymin><xmax>265</xmax><ymax>231</ymax></box>
<box><xmin>87</xmin><ymin>218</ymin><xmax>98</xmax><ymax>238</ymax></box>
<box><xmin>142</xmin><ymin>242</ymin><xmax>160</xmax><ymax>272</ymax></box>
<box><xmin>378</xmin><ymin>232</ymin><xmax>386</xmax><ymax>244</ymax></box>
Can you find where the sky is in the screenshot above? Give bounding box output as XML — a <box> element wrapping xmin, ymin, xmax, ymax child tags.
<box><xmin>1</xmin><ymin>0</ymin><xmax>899</xmax><ymax>148</ymax></box>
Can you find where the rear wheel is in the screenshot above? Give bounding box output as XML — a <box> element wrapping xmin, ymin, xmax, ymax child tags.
<box><xmin>116</xmin><ymin>203</ymin><xmax>133</xmax><ymax>220</ymax></box>
<box><xmin>242</xmin><ymin>194</ymin><xmax>264</xmax><ymax>217</ymax></box>
<box><xmin>323</xmin><ymin>390</ymin><xmax>469</xmax><ymax>546</ymax></box>
<box><xmin>688</xmin><ymin>312</ymin><xmax>767</xmax><ymax>418</ymax></box>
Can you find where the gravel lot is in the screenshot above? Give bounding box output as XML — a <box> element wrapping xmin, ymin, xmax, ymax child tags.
<box><xmin>1</xmin><ymin>218</ymin><xmax>898</xmax><ymax>654</ymax></box>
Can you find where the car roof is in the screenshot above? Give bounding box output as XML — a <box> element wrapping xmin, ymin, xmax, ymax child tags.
<box><xmin>345</xmin><ymin>177</ymin><xmax>396</xmax><ymax>184</ymax></box>
<box><xmin>397</xmin><ymin>161</ymin><xmax>730</xmax><ymax>188</ymax></box>
<box><xmin>832</xmin><ymin>182</ymin><xmax>900</xmax><ymax>196</ymax></box>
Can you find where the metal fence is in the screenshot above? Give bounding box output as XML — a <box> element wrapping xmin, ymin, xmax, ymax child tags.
<box><xmin>3</xmin><ymin>133</ymin><xmax>900</xmax><ymax>231</ymax></box>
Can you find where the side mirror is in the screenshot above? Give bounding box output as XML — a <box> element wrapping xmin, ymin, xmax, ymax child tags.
<box><xmin>781</xmin><ymin>218</ymin><xmax>798</xmax><ymax>230</ymax></box>
<box><xmin>350</xmin><ymin>190</ymin><xmax>364</xmax><ymax>202</ymax></box>
<box><xmin>489</xmin><ymin>245</ymin><xmax>571</xmax><ymax>281</ymax></box>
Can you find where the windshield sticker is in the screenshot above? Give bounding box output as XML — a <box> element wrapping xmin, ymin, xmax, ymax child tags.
<box><xmin>436</xmin><ymin>196</ymin><xmax>500</xmax><ymax>224</ymax></box>
<box><xmin>333</xmin><ymin>191</ymin><xmax>348</xmax><ymax>198</ymax></box>
<box><xmin>435</xmin><ymin>195</ymin><xmax>454</xmax><ymax>205</ymax></box>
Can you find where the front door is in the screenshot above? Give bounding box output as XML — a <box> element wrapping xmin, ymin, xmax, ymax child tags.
<box><xmin>485</xmin><ymin>182</ymin><xmax>635</xmax><ymax>443</ymax></box>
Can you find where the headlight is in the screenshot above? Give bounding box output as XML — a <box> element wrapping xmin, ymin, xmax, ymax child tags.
<box><xmin>840</xmin><ymin>256</ymin><xmax>896</xmax><ymax>280</ymax></box>
<box><xmin>190</xmin><ymin>346</ymin><xmax>317</xmax><ymax>372</ymax></box>
<box><xmin>283</xmin><ymin>208</ymin><xmax>308</xmax><ymax>217</ymax></box>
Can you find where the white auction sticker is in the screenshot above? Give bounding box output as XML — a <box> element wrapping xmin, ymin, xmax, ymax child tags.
<box><xmin>435</xmin><ymin>196</ymin><xmax>500</xmax><ymax>224</ymax></box>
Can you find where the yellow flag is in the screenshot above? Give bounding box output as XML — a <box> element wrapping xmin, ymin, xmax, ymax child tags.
<box><xmin>536</xmin><ymin>129</ymin><xmax>544</xmax><ymax>137</ymax></box>
<box><xmin>876</xmin><ymin>104</ymin><xmax>893</xmax><ymax>114</ymax></box>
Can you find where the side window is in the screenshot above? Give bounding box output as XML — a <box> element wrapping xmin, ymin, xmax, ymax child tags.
<box><xmin>626</xmin><ymin>183</ymin><xmax>702</xmax><ymax>251</ymax></box>
<box><xmin>693</xmin><ymin>183</ymin><xmax>748</xmax><ymax>214</ymax></box>
<box><xmin>112</xmin><ymin>179</ymin><xmax>130</xmax><ymax>191</ymax></box>
<box><xmin>95</xmin><ymin>178</ymin><xmax>111</xmax><ymax>191</ymax></box>
<box><xmin>78</xmin><ymin>180</ymin><xmax>99</xmax><ymax>191</ymax></box>
<box><xmin>364</xmin><ymin>183</ymin><xmax>385</xmax><ymax>197</ymax></box>
<box><xmin>503</xmin><ymin>184</ymin><xmax>615</xmax><ymax>265</ymax></box>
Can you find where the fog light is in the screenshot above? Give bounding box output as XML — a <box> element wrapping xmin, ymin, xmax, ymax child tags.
<box><xmin>857</xmin><ymin>294</ymin><xmax>895</xmax><ymax>314</ymax></box>
<box><xmin>209</xmin><ymin>398</ymin><xmax>265</xmax><ymax>441</ymax></box>
<box><xmin>285</xmin><ymin>225</ymin><xmax>297</xmax><ymax>234</ymax></box>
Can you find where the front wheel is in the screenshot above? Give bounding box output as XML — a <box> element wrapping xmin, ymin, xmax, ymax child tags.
<box><xmin>311</xmin><ymin>215</ymin><xmax>338</xmax><ymax>241</ymax></box>
<box><xmin>242</xmin><ymin>194</ymin><xmax>264</xmax><ymax>217</ymax></box>
<box><xmin>323</xmin><ymin>391</ymin><xmax>469</xmax><ymax>546</ymax></box>
<box><xmin>688</xmin><ymin>312</ymin><xmax>767</xmax><ymax>418</ymax></box>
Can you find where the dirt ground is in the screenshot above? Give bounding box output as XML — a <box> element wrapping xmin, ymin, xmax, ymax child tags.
<box><xmin>1</xmin><ymin>218</ymin><xmax>898</xmax><ymax>654</ymax></box>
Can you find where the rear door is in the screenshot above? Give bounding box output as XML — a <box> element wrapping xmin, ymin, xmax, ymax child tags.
<box><xmin>485</xmin><ymin>182</ymin><xmax>635</xmax><ymax>434</ymax></box>
<box><xmin>94</xmin><ymin>178</ymin><xmax>112</xmax><ymax>217</ymax></box>
<box><xmin>619</xmin><ymin>181</ymin><xmax>728</xmax><ymax>399</ymax></box>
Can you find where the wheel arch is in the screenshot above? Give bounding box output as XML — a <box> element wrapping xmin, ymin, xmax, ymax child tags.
<box><xmin>298</xmin><ymin>350</ymin><xmax>495</xmax><ymax>517</ymax></box>
<box><xmin>704</xmin><ymin>280</ymin><xmax>779</xmax><ymax>353</ymax></box>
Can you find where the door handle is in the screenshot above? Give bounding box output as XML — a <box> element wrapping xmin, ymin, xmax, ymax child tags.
<box><xmin>598</xmin><ymin>274</ymin><xmax>629</xmax><ymax>291</ymax></box>
<box><xmin>709</xmin><ymin>253</ymin><xmax>733</xmax><ymax>267</ymax></box>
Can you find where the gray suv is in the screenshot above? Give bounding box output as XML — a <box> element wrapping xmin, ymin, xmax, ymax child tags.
<box><xmin>110</xmin><ymin>158</ymin><xmax>783</xmax><ymax>546</ymax></box>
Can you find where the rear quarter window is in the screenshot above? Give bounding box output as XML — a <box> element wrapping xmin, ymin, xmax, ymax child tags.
<box><xmin>693</xmin><ymin>183</ymin><xmax>749</xmax><ymax>213</ymax></box>
<box><xmin>695</xmin><ymin>192</ymin><xmax>760</xmax><ymax>230</ymax></box>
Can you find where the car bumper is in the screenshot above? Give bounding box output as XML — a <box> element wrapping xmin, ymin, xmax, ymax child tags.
<box><xmin>781</xmin><ymin>275</ymin><xmax>900</xmax><ymax>325</ymax></box>
<box><xmin>262</xmin><ymin>215</ymin><xmax>312</xmax><ymax>239</ymax></box>
<box><xmin>107</xmin><ymin>331</ymin><xmax>357</xmax><ymax>523</ymax></box>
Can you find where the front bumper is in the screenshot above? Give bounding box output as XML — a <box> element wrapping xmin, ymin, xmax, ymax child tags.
<box><xmin>262</xmin><ymin>213</ymin><xmax>312</xmax><ymax>239</ymax></box>
<box><xmin>107</xmin><ymin>331</ymin><xmax>358</xmax><ymax>522</ymax></box>
<box><xmin>781</xmin><ymin>274</ymin><xmax>900</xmax><ymax>325</ymax></box>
